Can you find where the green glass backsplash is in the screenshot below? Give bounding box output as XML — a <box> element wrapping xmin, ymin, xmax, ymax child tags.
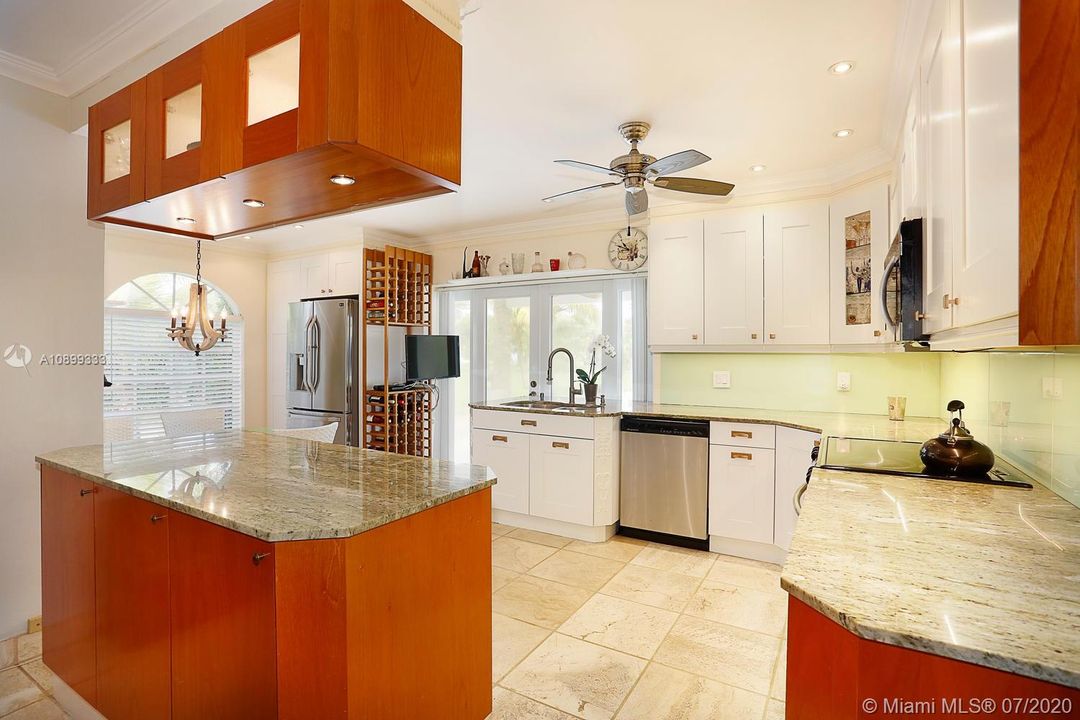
<box><xmin>657</xmin><ymin>353</ymin><xmax>943</xmax><ymax>417</ymax></box>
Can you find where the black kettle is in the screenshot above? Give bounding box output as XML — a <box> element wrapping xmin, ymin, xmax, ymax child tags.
<box><xmin>920</xmin><ymin>400</ymin><xmax>995</xmax><ymax>476</ymax></box>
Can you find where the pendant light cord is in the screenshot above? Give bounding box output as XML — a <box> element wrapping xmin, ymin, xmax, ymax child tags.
<box><xmin>195</xmin><ymin>239</ymin><xmax>202</xmax><ymax>287</ymax></box>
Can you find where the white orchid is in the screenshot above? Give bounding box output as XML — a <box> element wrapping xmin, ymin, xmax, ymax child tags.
<box><xmin>580</xmin><ymin>334</ymin><xmax>617</xmax><ymax>386</ymax></box>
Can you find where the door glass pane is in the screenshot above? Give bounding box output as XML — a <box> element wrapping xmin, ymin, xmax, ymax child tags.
<box><xmin>247</xmin><ymin>35</ymin><xmax>300</xmax><ymax>126</ymax></box>
<box><xmin>102</xmin><ymin>120</ymin><xmax>131</xmax><ymax>182</ymax></box>
<box><xmin>165</xmin><ymin>84</ymin><xmax>202</xmax><ymax>158</ymax></box>
<box><xmin>621</xmin><ymin>289</ymin><xmax>634</xmax><ymax>401</ymax></box>
<box><xmin>486</xmin><ymin>297</ymin><xmax>530</xmax><ymax>402</ymax></box>
<box><xmin>550</xmin><ymin>291</ymin><xmax>603</xmax><ymax>402</ymax></box>
<box><xmin>451</xmin><ymin>299</ymin><xmax>471</xmax><ymax>464</ymax></box>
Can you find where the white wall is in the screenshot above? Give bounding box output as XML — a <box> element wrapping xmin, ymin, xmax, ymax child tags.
<box><xmin>0</xmin><ymin>76</ymin><xmax>105</xmax><ymax>639</ymax></box>
<box><xmin>104</xmin><ymin>229</ymin><xmax>269</xmax><ymax>428</ymax></box>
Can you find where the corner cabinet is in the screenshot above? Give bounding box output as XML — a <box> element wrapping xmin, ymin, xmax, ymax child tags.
<box><xmin>86</xmin><ymin>0</ymin><xmax>462</xmax><ymax>239</ymax></box>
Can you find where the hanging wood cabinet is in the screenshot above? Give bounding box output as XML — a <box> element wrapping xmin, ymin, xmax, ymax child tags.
<box><xmin>86</xmin><ymin>0</ymin><xmax>461</xmax><ymax>239</ymax></box>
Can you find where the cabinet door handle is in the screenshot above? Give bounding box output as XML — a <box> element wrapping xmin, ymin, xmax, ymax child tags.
<box><xmin>492</xmin><ymin>434</ymin><xmax>508</xmax><ymax>443</ymax></box>
<box><xmin>751</xmin><ymin>333</ymin><xmax>758</xmax><ymax>339</ymax></box>
<box><xmin>873</xmin><ymin>330</ymin><xmax>882</xmax><ymax>337</ymax></box>
<box><xmin>942</xmin><ymin>294</ymin><xmax>951</xmax><ymax>309</ymax></box>
<box><xmin>520</xmin><ymin>419</ymin><xmax>537</xmax><ymax>427</ymax></box>
<box><xmin>731</xmin><ymin>430</ymin><xmax>753</xmax><ymax>439</ymax></box>
<box><xmin>768</xmin><ymin>333</ymin><xmax>777</xmax><ymax>340</ymax></box>
<box><xmin>731</xmin><ymin>451</ymin><xmax>753</xmax><ymax>460</ymax></box>
<box><xmin>79</xmin><ymin>488</ymin><xmax>94</xmax><ymax>496</ymax></box>
<box><xmin>552</xmin><ymin>441</ymin><xmax>570</xmax><ymax>449</ymax></box>
<box><xmin>252</xmin><ymin>552</ymin><xmax>271</xmax><ymax>566</ymax></box>
<box><xmin>150</xmin><ymin>514</ymin><xmax>166</xmax><ymax>523</ymax></box>
<box><xmin>691</xmin><ymin>333</ymin><xmax>699</xmax><ymax>341</ymax></box>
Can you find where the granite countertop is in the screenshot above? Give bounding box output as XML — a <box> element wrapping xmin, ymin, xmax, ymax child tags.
<box><xmin>783</xmin><ymin>467</ymin><xmax>1080</xmax><ymax>688</ymax></box>
<box><xmin>472</xmin><ymin>400</ymin><xmax>946</xmax><ymax>441</ymax></box>
<box><xmin>37</xmin><ymin>431</ymin><xmax>496</xmax><ymax>543</ymax></box>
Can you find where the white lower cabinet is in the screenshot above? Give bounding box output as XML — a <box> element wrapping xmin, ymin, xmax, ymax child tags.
<box><xmin>471</xmin><ymin>429</ymin><xmax>530</xmax><ymax>515</ymax></box>
<box><xmin>529</xmin><ymin>435</ymin><xmax>594</xmax><ymax>526</ymax></box>
<box><xmin>708</xmin><ymin>445</ymin><xmax>775</xmax><ymax>544</ymax></box>
<box><xmin>773</xmin><ymin>427</ymin><xmax>820</xmax><ymax>551</ymax></box>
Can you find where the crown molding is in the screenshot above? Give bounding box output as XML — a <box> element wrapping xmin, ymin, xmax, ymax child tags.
<box><xmin>880</xmin><ymin>0</ymin><xmax>932</xmax><ymax>153</ymax></box>
<box><xmin>0</xmin><ymin>49</ymin><xmax>63</xmax><ymax>95</ymax></box>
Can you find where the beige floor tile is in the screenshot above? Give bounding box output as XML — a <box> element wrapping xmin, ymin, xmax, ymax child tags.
<box><xmin>493</xmin><ymin>613</ymin><xmax>551</xmax><ymax>682</ymax></box>
<box><xmin>493</xmin><ymin>566</ymin><xmax>520</xmax><ymax>593</ymax></box>
<box><xmin>529</xmin><ymin>550</ymin><xmax>624</xmax><ymax>592</ymax></box>
<box><xmin>630</xmin><ymin>545</ymin><xmax>716</xmax><ymax>578</ymax></box>
<box><xmin>3</xmin><ymin>698</ymin><xmax>66</xmax><ymax>720</ymax></box>
<box><xmin>492</xmin><ymin>523</ymin><xmax>515</xmax><ymax>537</ymax></box>
<box><xmin>502</xmin><ymin>633</ymin><xmax>646</xmax><ymax>720</ymax></box>
<box><xmin>684</xmin><ymin>580</ymin><xmax>787</xmax><ymax>637</ymax></box>
<box><xmin>559</xmin><ymin>594</ymin><xmax>678</xmax><ymax>659</ymax></box>
<box><xmin>0</xmin><ymin>638</ymin><xmax>14</xmax><ymax>670</ymax></box>
<box><xmin>770</xmin><ymin>638</ymin><xmax>786</xmax><ymax>701</ymax></box>
<box><xmin>493</xmin><ymin>537</ymin><xmax>558</xmax><ymax>573</ymax></box>
<box><xmin>565</xmin><ymin>536</ymin><xmax>645</xmax><ymax>563</ymax></box>
<box><xmin>599</xmin><ymin>564</ymin><xmax>703</xmax><ymax>612</ymax></box>
<box><xmin>15</xmin><ymin>634</ymin><xmax>41</xmax><ymax>664</ymax></box>
<box><xmin>764</xmin><ymin>699</ymin><xmax>785</xmax><ymax>720</ymax></box>
<box><xmin>18</xmin><ymin>659</ymin><xmax>54</xmax><ymax>695</ymax></box>
<box><xmin>0</xmin><ymin>668</ymin><xmax>44</xmax><ymax>716</ymax></box>
<box><xmin>508</xmin><ymin>528</ymin><xmax>573</xmax><ymax>548</ymax></box>
<box><xmin>493</xmin><ymin>576</ymin><xmax>593</xmax><ymax>630</ymax></box>
<box><xmin>707</xmin><ymin>555</ymin><xmax>784</xmax><ymax>594</ymax></box>
<box><xmin>653</xmin><ymin>615</ymin><xmax>781</xmax><ymax>695</ymax></box>
<box><xmin>490</xmin><ymin>686</ymin><xmax>577</xmax><ymax>719</ymax></box>
<box><xmin>615</xmin><ymin>662</ymin><xmax>768</xmax><ymax>720</ymax></box>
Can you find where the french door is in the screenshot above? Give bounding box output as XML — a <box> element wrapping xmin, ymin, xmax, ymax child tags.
<box><xmin>435</xmin><ymin>276</ymin><xmax>647</xmax><ymax>462</ymax></box>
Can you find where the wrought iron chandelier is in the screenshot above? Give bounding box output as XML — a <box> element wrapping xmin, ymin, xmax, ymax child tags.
<box><xmin>168</xmin><ymin>240</ymin><xmax>227</xmax><ymax>356</ymax></box>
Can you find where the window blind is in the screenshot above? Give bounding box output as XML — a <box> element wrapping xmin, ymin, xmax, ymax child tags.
<box><xmin>103</xmin><ymin>308</ymin><xmax>244</xmax><ymax>440</ymax></box>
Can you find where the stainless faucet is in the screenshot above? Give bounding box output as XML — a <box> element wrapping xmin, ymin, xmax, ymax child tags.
<box><xmin>546</xmin><ymin>347</ymin><xmax>579</xmax><ymax>404</ymax></box>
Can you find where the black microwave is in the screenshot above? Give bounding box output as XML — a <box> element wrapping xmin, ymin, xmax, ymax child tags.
<box><xmin>881</xmin><ymin>218</ymin><xmax>929</xmax><ymax>344</ymax></box>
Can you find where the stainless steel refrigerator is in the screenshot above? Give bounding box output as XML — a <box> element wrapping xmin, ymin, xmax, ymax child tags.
<box><xmin>286</xmin><ymin>298</ymin><xmax>359</xmax><ymax>445</ymax></box>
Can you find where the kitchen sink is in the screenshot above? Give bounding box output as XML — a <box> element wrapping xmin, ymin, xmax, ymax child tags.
<box><xmin>501</xmin><ymin>400</ymin><xmax>582</xmax><ymax>410</ymax></box>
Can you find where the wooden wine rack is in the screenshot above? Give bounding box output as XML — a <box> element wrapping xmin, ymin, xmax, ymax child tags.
<box><xmin>362</xmin><ymin>246</ymin><xmax>434</xmax><ymax>457</ymax></box>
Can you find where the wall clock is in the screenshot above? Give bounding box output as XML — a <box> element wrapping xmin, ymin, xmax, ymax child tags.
<box><xmin>609</xmin><ymin>227</ymin><xmax>648</xmax><ymax>271</ymax></box>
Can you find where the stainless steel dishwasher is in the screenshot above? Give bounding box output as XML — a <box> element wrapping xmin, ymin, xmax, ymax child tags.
<box><xmin>619</xmin><ymin>416</ymin><xmax>710</xmax><ymax>550</ymax></box>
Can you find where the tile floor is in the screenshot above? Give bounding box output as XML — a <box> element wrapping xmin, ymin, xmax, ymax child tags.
<box><xmin>489</xmin><ymin>524</ymin><xmax>788</xmax><ymax>720</ymax></box>
<box><xmin>0</xmin><ymin>526</ymin><xmax>787</xmax><ymax>720</ymax></box>
<box><xmin>0</xmin><ymin>631</ymin><xmax>66</xmax><ymax>719</ymax></box>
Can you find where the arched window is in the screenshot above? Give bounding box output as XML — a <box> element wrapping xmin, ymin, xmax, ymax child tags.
<box><xmin>104</xmin><ymin>272</ymin><xmax>244</xmax><ymax>441</ymax></box>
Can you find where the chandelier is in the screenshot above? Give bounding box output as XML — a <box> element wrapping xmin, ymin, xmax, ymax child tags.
<box><xmin>168</xmin><ymin>240</ymin><xmax>227</xmax><ymax>356</ymax></box>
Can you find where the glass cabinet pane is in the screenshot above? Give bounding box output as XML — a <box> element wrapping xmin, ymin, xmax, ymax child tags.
<box><xmin>165</xmin><ymin>84</ymin><xmax>202</xmax><ymax>158</ymax></box>
<box><xmin>102</xmin><ymin>120</ymin><xmax>131</xmax><ymax>183</ymax></box>
<box><xmin>485</xmin><ymin>297</ymin><xmax>530</xmax><ymax>402</ymax></box>
<box><xmin>550</xmin><ymin>291</ymin><xmax>603</xmax><ymax>402</ymax></box>
<box><xmin>247</xmin><ymin>35</ymin><xmax>300</xmax><ymax>126</ymax></box>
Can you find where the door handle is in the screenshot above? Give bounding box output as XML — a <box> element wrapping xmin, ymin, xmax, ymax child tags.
<box><xmin>79</xmin><ymin>488</ymin><xmax>94</xmax><ymax>496</ymax></box>
<box><xmin>492</xmin><ymin>435</ymin><xmax>508</xmax><ymax>442</ymax></box>
<box><xmin>731</xmin><ymin>451</ymin><xmax>753</xmax><ymax>460</ymax></box>
<box><xmin>252</xmin><ymin>552</ymin><xmax>271</xmax><ymax>566</ymax></box>
<box><xmin>731</xmin><ymin>430</ymin><xmax>753</xmax><ymax>439</ymax></box>
<box><xmin>552</xmin><ymin>441</ymin><xmax>570</xmax><ymax>449</ymax></box>
<box><xmin>520</xmin><ymin>419</ymin><xmax>537</xmax><ymax>427</ymax></box>
<box><xmin>150</xmin><ymin>514</ymin><xmax>166</xmax><ymax>523</ymax></box>
<box><xmin>310</xmin><ymin>317</ymin><xmax>321</xmax><ymax>392</ymax></box>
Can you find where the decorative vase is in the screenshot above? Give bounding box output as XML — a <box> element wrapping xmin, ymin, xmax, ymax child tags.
<box><xmin>479</xmin><ymin>255</ymin><xmax>491</xmax><ymax>277</ymax></box>
<box><xmin>567</xmin><ymin>251</ymin><xmax>586</xmax><ymax>269</ymax></box>
<box><xmin>549</xmin><ymin>258</ymin><xmax>561</xmax><ymax>271</ymax></box>
<box><xmin>498</xmin><ymin>258</ymin><xmax>511</xmax><ymax>275</ymax></box>
<box><xmin>583</xmin><ymin>383</ymin><xmax>599</xmax><ymax>405</ymax></box>
<box><xmin>512</xmin><ymin>252</ymin><xmax>525</xmax><ymax>274</ymax></box>
<box><xmin>531</xmin><ymin>252</ymin><xmax>544</xmax><ymax>272</ymax></box>
<box><xmin>470</xmin><ymin>250</ymin><xmax>482</xmax><ymax>277</ymax></box>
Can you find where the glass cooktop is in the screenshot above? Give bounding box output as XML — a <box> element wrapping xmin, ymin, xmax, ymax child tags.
<box><xmin>817</xmin><ymin>437</ymin><xmax>1033</xmax><ymax>489</ymax></box>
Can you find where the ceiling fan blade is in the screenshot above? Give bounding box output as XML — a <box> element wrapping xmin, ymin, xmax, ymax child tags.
<box><xmin>652</xmin><ymin>176</ymin><xmax>735</xmax><ymax>196</ymax></box>
<box><xmin>625</xmin><ymin>187</ymin><xmax>649</xmax><ymax>216</ymax></box>
<box><xmin>554</xmin><ymin>159</ymin><xmax>624</xmax><ymax>177</ymax></box>
<box><xmin>542</xmin><ymin>182</ymin><xmax>620</xmax><ymax>203</ymax></box>
<box><xmin>645</xmin><ymin>149</ymin><xmax>710</xmax><ymax>178</ymax></box>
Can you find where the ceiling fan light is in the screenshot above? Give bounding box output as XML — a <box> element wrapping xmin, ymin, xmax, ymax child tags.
<box><xmin>828</xmin><ymin>61</ymin><xmax>855</xmax><ymax>75</ymax></box>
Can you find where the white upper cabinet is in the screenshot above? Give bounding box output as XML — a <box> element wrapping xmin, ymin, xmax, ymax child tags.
<box><xmin>648</xmin><ymin>219</ymin><xmax>705</xmax><ymax>345</ymax></box>
<box><xmin>901</xmin><ymin>92</ymin><xmax>922</xmax><ymax>221</ymax></box>
<box><xmin>301</xmin><ymin>255</ymin><xmax>331</xmax><ymax>298</ymax></box>
<box><xmin>328</xmin><ymin>248</ymin><xmax>362</xmax><ymax>296</ymax></box>
<box><xmin>955</xmin><ymin>0</ymin><xmax>1019</xmax><ymax>327</ymax></box>
<box><xmin>763</xmin><ymin>201</ymin><xmax>830</xmax><ymax>345</ymax></box>
<box><xmin>829</xmin><ymin>182</ymin><xmax>890</xmax><ymax>344</ymax></box>
<box><xmin>704</xmin><ymin>211</ymin><xmax>765</xmax><ymax>345</ymax></box>
<box><xmin>920</xmin><ymin>0</ymin><xmax>964</xmax><ymax>334</ymax></box>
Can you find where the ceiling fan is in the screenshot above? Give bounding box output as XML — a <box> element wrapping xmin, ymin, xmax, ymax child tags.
<box><xmin>542</xmin><ymin>121</ymin><xmax>735</xmax><ymax>217</ymax></box>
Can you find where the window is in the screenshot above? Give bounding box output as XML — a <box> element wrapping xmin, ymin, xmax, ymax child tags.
<box><xmin>104</xmin><ymin>273</ymin><xmax>243</xmax><ymax>441</ymax></box>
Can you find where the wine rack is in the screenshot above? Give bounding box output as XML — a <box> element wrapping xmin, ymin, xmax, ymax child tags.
<box><xmin>362</xmin><ymin>245</ymin><xmax>434</xmax><ymax>457</ymax></box>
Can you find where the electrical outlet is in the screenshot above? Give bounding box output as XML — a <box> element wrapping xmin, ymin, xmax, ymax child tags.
<box><xmin>837</xmin><ymin>371</ymin><xmax>851</xmax><ymax>392</ymax></box>
<box><xmin>1042</xmin><ymin>377</ymin><xmax>1064</xmax><ymax>399</ymax></box>
<box><xmin>712</xmin><ymin>370</ymin><xmax>731</xmax><ymax>389</ymax></box>
<box><xmin>26</xmin><ymin>615</ymin><xmax>41</xmax><ymax>634</ymax></box>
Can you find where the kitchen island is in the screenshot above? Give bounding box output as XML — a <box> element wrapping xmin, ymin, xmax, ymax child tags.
<box><xmin>36</xmin><ymin>431</ymin><xmax>496</xmax><ymax>720</ymax></box>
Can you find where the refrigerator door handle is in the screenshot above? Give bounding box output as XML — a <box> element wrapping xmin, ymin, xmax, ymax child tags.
<box><xmin>310</xmin><ymin>315</ymin><xmax>321</xmax><ymax>393</ymax></box>
<box><xmin>303</xmin><ymin>313</ymin><xmax>316</xmax><ymax>394</ymax></box>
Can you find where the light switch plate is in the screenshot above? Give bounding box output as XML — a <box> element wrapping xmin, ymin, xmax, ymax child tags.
<box><xmin>1042</xmin><ymin>377</ymin><xmax>1063</xmax><ymax>399</ymax></box>
<box><xmin>713</xmin><ymin>370</ymin><xmax>731</xmax><ymax>389</ymax></box>
<box><xmin>837</xmin><ymin>371</ymin><xmax>851</xmax><ymax>392</ymax></box>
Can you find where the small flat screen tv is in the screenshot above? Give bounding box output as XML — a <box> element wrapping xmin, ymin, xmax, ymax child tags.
<box><xmin>405</xmin><ymin>335</ymin><xmax>461</xmax><ymax>381</ymax></box>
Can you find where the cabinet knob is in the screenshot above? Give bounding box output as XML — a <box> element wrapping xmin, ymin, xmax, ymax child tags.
<box><xmin>691</xmin><ymin>333</ymin><xmax>699</xmax><ymax>341</ymax></box>
<box><xmin>150</xmin><ymin>514</ymin><xmax>166</xmax><ymax>523</ymax></box>
<box><xmin>751</xmin><ymin>333</ymin><xmax>758</xmax><ymax>340</ymax></box>
<box><xmin>768</xmin><ymin>333</ymin><xmax>777</xmax><ymax>340</ymax></box>
<box><xmin>252</xmin><ymin>552</ymin><xmax>271</xmax><ymax>566</ymax></box>
<box><xmin>942</xmin><ymin>294</ymin><xmax>951</xmax><ymax>310</ymax></box>
<box><xmin>952</xmin><ymin>296</ymin><xmax>960</xmax><ymax>306</ymax></box>
<box><xmin>328</xmin><ymin>288</ymin><xmax>333</xmax><ymax>293</ymax></box>
<box><xmin>321</xmin><ymin>289</ymin><xmax>327</xmax><ymax>294</ymax></box>
<box><xmin>79</xmin><ymin>488</ymin><xmax>94</xmax><ymax>496</ymax></box>
<box><xmin>873</xmin><ymin>330</ymin><xmax>882</xmax><ymax>337</ymax></box>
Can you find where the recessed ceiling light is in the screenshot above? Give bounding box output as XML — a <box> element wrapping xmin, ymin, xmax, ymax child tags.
<box><xmin>750</xmin><ymin>164</ymin><xmax>767</xmax><ymax>173</ymax></box>
<box><xmin>828</xmin><ymin>61</ymin><xmax>855</xmax><ymax>75</ymax></box>
<box><xmin>833</xmin><ymin>128</ymin><xmax>854</xmax><ymax>138</ymax></box>
<box><xmin>243</xmin><ymin>235</ymin><xmax>252</xmax><ymax>240</ymax></box>
<box><xmin>176</xmin><ymin>217</ymin><xmax>196</xmax><ymax>225</ymax></box>
<box><xmin>242</xmin><ymin>198</ymin><xmax>265</xmax><ymax>208</ymax></box>
<box><xmin>330</xmin><ymin>174</ymin><xmax>356</xmax><ymax>186</ymax></box>
<box><xmin>294</xmin><ymin>224</ymin><xmax>304</xmax><ymax>230</ymax></box>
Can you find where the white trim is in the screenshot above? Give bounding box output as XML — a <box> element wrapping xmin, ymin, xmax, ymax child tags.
<box><xmin>435</xmin><ymin>267</ymin><xmax>646</xmax><ymax>290</ymax></box>
<box><xmin>648</xmin><ymin>343</ymin><xmax>909</xmax><ymax>354</ymax></box>
<box><xmin>0</xmin><ymin>49</ymin><xmax>64</xmax><ymax>94</ymax></box>
<box><xmin>928</xmin><ymin>315</ymin><xmax>1020</xmax><ymax>351</ymax></box>
<box><xmin>708</xmin><ymin>535</ymin><xmax>787</xmax><ymax>564</ymax></box>
<box><xmin>492</xmin><ymin>509</ymin><xmax>616</xmax><ymax>543</ymax></box>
